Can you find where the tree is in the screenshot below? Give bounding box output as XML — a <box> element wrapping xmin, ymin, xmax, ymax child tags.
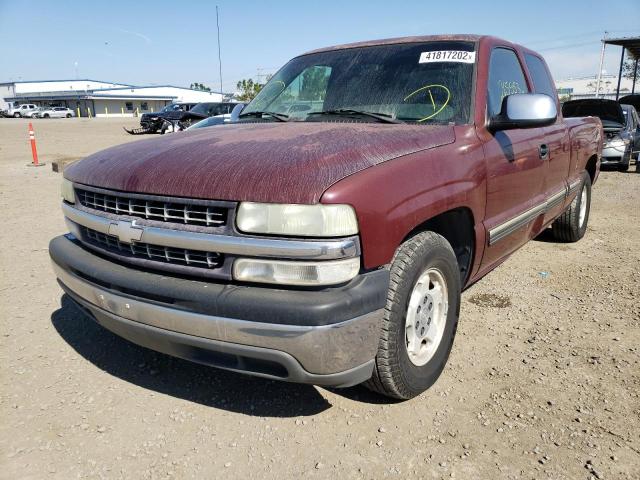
<box><xmin>236</xmin><ymin>78</ymin><xmax>264</xmax><ymax>101</ymax></box>
<box><xmin>190</xmin><ymin>82</ymin><xmax>211</xmax><ymax>92</ymax></box>
<box><xmin>622</xmin><ymin>58</ymin><xmax>639</xmax><ymax>80</ymax></box>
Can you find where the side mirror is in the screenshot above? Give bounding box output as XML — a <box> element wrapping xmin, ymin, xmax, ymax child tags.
<box><xmin>230</xmin><ymin>103</ymin><xmax>245</xmax><ymax>122</ymax></box>
<box><xmin>489</xmin><ymin>93</ymin><xmax>557</xmax><ymax>131</ymax></box>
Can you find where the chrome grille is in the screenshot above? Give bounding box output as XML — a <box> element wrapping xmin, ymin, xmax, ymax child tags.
<box><xmin>76</xmin><ymin>188</ymin><xmax>227</xmax><ymax>227</ymax></box>
<box><xmin>81</xmin><ymin>227</ymin><xmax>223</xmax><ymax>269</ymax></box>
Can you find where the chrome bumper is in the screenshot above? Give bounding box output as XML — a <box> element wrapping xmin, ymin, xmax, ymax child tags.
<box><xmin>53</xmin><ymin>255</ymin><xmax>382</xmax><ymax>386</ymax></box>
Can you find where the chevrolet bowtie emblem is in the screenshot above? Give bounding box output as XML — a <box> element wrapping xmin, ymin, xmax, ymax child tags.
<box><xmin>108</xmin><ymin>220</ymin><xmax>144</xmax><ymax>244</ymax></box>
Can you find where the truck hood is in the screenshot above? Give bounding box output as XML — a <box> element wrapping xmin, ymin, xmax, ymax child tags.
<box><xmin>65</xmin><ymin>122</ymin><xmax>455</xmax><ymax>203</ymax></box>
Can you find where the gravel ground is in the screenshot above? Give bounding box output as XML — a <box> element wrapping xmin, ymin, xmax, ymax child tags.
<box><xmin>1</xmin><ymin>118</ymin><xmax>639</xmax><ymax>480</ymax></box>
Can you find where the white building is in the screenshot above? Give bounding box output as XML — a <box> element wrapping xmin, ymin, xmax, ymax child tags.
<box><xmin>0</xmin><ymin>79</ymin><xmax>224</xmax><ymax>117</ymax></box>
<box><xmin>554</xmin><ymin>74</ymin><xmax>636</xmax><ymax>100</ymax></box>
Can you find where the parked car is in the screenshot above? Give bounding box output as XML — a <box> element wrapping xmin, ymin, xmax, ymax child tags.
<box><xmin>139</xmin><ymin>102</ymin><xmax>197</xmax><ymax>133</ymax></box>
<box><xmin>563</xmin><ymin>99</ymin><xmax>633</xmax><ymax>171</ymax></box>
<box><xmin>23</xmin><ymin>107</ymin><xmax>46</xmax><ymax>118</ymax></box>
<box><xmin>619</xmin><ymin>94</ymin><xmax>640</xmax><ymax>113</ymax></box>
<box><xmin>8</xmin><ymin>104</ymin><xmax>38</xmax><ymax>118</ymax></box>
<box><xmin>621</xmin><ymin>104</ymin><xmax>640</xmax><ymax>162</ymax></box>
<box><xmin>158</xmin><ymin>102</ymin><xmax>240</xmax><ymax>133</ymax></box>
<box><xmin>37</xmin><ymin>107</ymin><xmax>75</xmax><ymax>118</ymax></box>
<box><xmin>185</xmin><ymin>103</ymin><xmax>246</xmax><ymax>130</ymax></box>
<box><xmin>51</xmin><ymin>34</ymin><xmax>602</xmax><ymax>399</ymax></box>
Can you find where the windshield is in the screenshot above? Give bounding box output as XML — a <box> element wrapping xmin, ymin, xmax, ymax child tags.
<box><xmin>242</xmin><ymin>41</ymin><xmax>476</xmax><ymax>124</ymax></box>
<box><xmin>160</xmin><ymin>104</ymin><xmax>182</xmax><ymax>113</ymax></box>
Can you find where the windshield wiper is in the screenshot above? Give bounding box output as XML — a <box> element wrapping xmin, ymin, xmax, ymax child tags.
<box><xmin>239</xmin><ymin>111</ymin><xmax>289</xmax><ymax>122</ymax></box>
<box><xmin>307</xmin><ymin>109</ymin><xmax>403</xmax><ymax>124</ymax></box>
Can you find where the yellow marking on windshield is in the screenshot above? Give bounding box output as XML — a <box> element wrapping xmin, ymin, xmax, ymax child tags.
<box><xmin>403</xmin><ymin>84</ymin><xmax>451</xmax><ymax>122</ymax></box>
<box><xmin>428</xmin><ymin>89</ymin><xmax>436</xmax><ymax>111</ymax></box>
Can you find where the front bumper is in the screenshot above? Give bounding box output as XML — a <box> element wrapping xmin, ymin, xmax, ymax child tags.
<box><xmin>50</xmin><ymin>235</ymin><xmax>388</xmax><ymax>387</ymax></box>
<box><xmin>602</xmin><ymin>145</ymin><xmax>629</xmax><ymax>165</ymax></box>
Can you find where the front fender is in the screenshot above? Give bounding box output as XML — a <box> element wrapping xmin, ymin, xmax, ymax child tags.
<box><xmin>321</xmin><ymin>126</ymin><xmax>486</xmax><ymax>270</ymax></box>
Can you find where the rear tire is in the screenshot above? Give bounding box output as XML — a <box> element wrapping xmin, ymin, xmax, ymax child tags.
<box><xmin>364</xmin><ymin>231</ymin><xmax>461</xmax><ymax>400</ymax></box>
<box><xmin>551</xmin><ymin>172</ymin><xmax>591</xmax><ymax>242</ymax></box>
<box><xmin>66</xmin><ymin>113</ymin><xmax>71</xmax><ymax>118</ymax></box>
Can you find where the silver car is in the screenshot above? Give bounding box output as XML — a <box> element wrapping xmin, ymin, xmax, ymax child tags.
<box><xmin>24</xmin><ymin>107</ymin><xmax>46</xmax><ymax>118</ymax></box>
<box><xmin>38</xmin><ymin>107</ymin><xmax>75</xmax><ymax>119</ymax></box>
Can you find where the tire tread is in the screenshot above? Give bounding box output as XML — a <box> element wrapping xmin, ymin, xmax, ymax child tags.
<box><xmin>364</xmin><ymin>231</ymin><xmax>457</xmax><ymax>399</ymax></box>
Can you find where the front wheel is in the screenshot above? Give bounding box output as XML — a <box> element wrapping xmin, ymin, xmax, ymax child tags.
<box><xmin>551</xmin><ymin>172</ymin><xmax>591</xmax><ymax>242</ymax></box>
<box><xmin>43</xmin><ymin>114</ymin><xmax>50</xmax><ymax>118</ymax></box>
<box><xmin>364</xmin><ymin>231</ymin><xmax>461</xmax><ymax>400</ymax></box>
<box><xmin>66</xmin><ymin>113</ymin><xmax>71</xmax><ymax>118</ymax></box>
<box><xmin>618</xmin><ymin>149</ymin><xmax>631</xmax><ymax>172</ymax></box>
<box><xmin>13</xmin><ymin>112</ymin><xmax>20</xmax><ymax>118</ymax></box>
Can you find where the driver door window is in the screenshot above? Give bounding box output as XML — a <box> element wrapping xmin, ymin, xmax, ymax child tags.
<box><xmin>487</xmin><ymin>48</ymin><xmax>529</xmax><ymax>117</ymax></box>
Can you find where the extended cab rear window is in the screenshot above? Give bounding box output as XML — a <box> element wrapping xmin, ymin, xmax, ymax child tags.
<box><xmin>524</xmin><ymin>53</ymin><xmax>556</xmax><ymax>100</ymax></box>
<box><xmin>243</xmin><ymin>41</ymin><xmax>477</xmax><ymax>125</ymax></box>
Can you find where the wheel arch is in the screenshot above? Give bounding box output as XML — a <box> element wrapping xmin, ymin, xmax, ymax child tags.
<box><xmin>585</xmin><ymin>154</ymin><xmax>598</xmax><ymax>184</ymax></box>
<box><xmin>401</xmin><ymin>207</ymin><xmax>476</xmax><ymax>285</ymax></box>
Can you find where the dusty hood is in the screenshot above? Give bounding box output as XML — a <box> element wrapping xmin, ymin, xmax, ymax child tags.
<box><xmin>65</xmin><ymin>122</ymin><xmax>454</xmax><ymax>204</ymax></box>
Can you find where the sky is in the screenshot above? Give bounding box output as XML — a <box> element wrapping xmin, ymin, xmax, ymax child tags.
<box><xmin>1</xmin><ymin>0</ymin><xmax>638</xmax><ymax>92</ymax></box>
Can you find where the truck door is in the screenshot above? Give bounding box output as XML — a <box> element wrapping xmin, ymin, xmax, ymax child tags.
<box><xmin>480</xmin><ymin>47</ymin><xmax>548</xmax><ymax>268</ymax></box>
<box><xmin>523</xmin><ymin>53</ymin><xmax>571</xmax><ymax>223</ymax></box>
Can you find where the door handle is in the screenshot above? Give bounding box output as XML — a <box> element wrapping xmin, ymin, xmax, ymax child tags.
<box><xmin>539</xmin><ymin>144</ymin><xmax>549</xmax><ymax>159</ymax></box>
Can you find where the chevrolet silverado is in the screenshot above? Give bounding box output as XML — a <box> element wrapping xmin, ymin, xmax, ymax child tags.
<box><xmin>50</xmin><ymin>35</ymin><xmax>602</xmax><ymax>399</ymax></box>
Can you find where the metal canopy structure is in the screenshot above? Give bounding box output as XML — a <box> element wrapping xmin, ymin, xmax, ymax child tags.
<box><xmin>596</xmin><ymin>35</ymin><xmax>640</xmax><ymax>99</ymax></box>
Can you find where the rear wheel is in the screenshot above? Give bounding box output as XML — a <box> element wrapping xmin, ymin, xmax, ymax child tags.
<box><xmin>551</xmin><ymin>172</ymin><xmax>591</xmax><ymax>242</ymax></box>
<box><xmin>364</xmin><ymin>231</ymin><xmax>461</xmax><ymax>400</ymax></box>
<box><xmin>66</xmin><ymin>113</ymin><xmax>71</xmax><ymax>118</ymax></box>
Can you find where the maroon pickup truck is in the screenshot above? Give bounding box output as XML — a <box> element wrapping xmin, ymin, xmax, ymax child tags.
<box><xmin>51</xmin><ymin>35</ymin><xmax>602</xmax><ymax>399</ymax></box>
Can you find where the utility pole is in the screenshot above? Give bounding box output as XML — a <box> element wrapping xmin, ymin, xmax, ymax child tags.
<box><xmin>595</xmin><ymin>31</ymin><xmax>607</xmax><ymax>98</ymax></box>
<box><xmin>216</xmin><ymin>6</ymin><xmax>223</xmax><ymax>97</ymax></box>
<box><xmin>256</xmin><ymin>68</ymin><xmax>271</xmax><ymax>84</ymax></box>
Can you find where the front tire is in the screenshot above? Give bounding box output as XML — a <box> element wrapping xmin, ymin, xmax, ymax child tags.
<box><xmin>364</xmin><ymin>231</ymin><xmax>461</xmax><ymax>400</ymax></box>
<box><xmin>551</xmin><ymin>172</ymin><xmax>591</xmax><ymax>242</ymax></box>
<box><xmin>13</xmin><ymin>112</ymin><xmax>20</xmax><ymax>118</ymax></box>
<box><xmin>618</xmin><ymin>149</ymin><xmax>631</xmax><ymax>172</ymax></box>
<box><xmin>66</xmin><ymin>113</ymin><xmax>71</xmax><ymax>118</ymax></box>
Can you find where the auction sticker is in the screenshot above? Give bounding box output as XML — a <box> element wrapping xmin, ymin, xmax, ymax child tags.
<box><xmin>419</xmin><ymin>50</ymin><xmax>476</xmax><ymax>63</ymax></box>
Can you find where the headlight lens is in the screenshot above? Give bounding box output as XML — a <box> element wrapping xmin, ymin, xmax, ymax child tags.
<box><xmin>233</xmin><ymin>257</ymin><xmax>360</xmax><ymax>286</ymax></box>
<box><xmin>236</xmin><ymin>202</ymin><xmax>358</xmax><ymax>237</ymax></box>
<box><xmin>61</xmin><ymin>178</ymin><xmax>75</xmax><ymax>204</ymax></box>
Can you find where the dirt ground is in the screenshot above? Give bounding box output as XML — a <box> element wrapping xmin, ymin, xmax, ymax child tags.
<box><xmin>1</xmin><ymin>118</ymin><xmax>639</xmax><ymax>480</ymax></box>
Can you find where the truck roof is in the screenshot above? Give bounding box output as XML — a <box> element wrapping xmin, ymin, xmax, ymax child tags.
<box><xmin>301</xmin><ymin>34</ymin><xmax>536</xmax><ymax>58</ymax></box>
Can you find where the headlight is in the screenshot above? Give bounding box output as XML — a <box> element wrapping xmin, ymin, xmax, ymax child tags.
<box><xmin>236</xmin><ymin>203</ymin><xmax>358</xmax><ymax>237</ymax></box>
<box><xmin>233</xmin><ymin>257</ymin><xmax>360</xmax><ymax>286</ymax></box>
<box><xmin>61</xmin><ymin>178</ymin><xmax>75</xmax><ymax>204</ymax></box>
